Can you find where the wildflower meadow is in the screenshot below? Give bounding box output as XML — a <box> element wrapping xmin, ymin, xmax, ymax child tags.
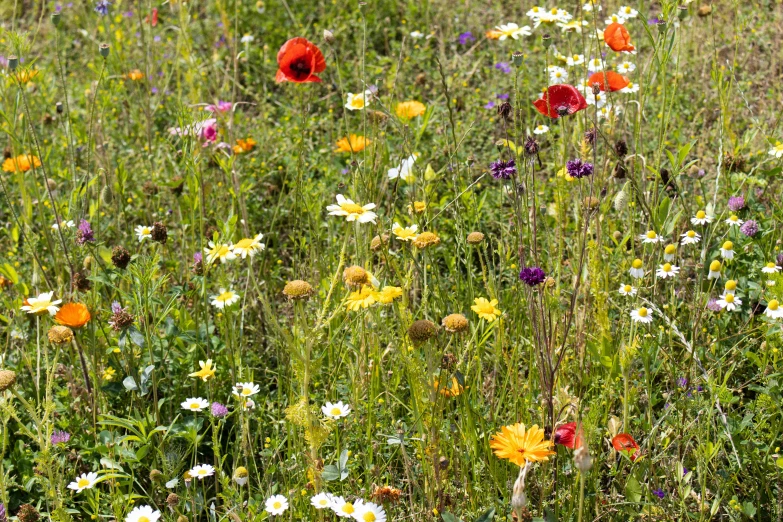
<box><xmin>2</xmin><ymin>1</ymin><xmax>783</xmax><ymax>521</ymax></box>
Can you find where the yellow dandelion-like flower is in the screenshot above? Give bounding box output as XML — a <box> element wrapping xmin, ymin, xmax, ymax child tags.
<box><xmin>490</xmin><ymin>423</ymin><xmax>555</xmax><ymax>466</ymax></box>
<box><xmin>335</xmin><ymin>134</ymin><xmax>370</xmax><ymax>154</ymax></box>
<box><xmin>395</xmin><ymin>101</ymin><xmax>426</xmax><ymax>119</ymax></box>
<box><xmin>189</xmin><ymin>359</ymin><xmax>217</xmax><ymax>381</ymax></box>
<box><xmin>376</xmin><ymin>286</ymin><xmax>403</xmax><ymax>304</ymax></box>
<box><xmin>345</xmin><ymin>286</ymin><xmax>378</xmax><ymax>311</ymax></box>
<box><xmin>471</xmin><ymin>297</ymin><xmax>501</xmax><ymax>322</ymax></box>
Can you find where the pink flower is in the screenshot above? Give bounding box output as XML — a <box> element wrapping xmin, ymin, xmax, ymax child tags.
<box><xmin>168</xmin><ymin>118</ymin><xmax>218</xmax><ymax>146</ymax></box>
<box><xmin>205</xmin><ymin>100</ymin><xmax>233</xmax><ymax>113</ymax></box>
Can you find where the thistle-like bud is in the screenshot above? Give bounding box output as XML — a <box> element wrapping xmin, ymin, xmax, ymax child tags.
<box><xmin>99</xmin><ymin>43</ymin><xmax>110</xmax><ymax>58</ymax></box>
<box><xmin>323</xmin><ymin>29</ymin><xmax>335</xmax><ymax>44</ymax></box>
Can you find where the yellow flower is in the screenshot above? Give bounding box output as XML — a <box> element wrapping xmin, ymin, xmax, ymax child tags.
<box><xmin>189</xmin><ymin>359</ymin><xmax>216</xmax><ymax>381</ymax></box>
<box><xmin>233</xmin><ymin>138</ymin><xmax>257</xmax><ymax>154</ymax></box>
<box><xmin>126</xmin><ymin>69</ymin><xmax>144</xmax><ymax>81</ymax></box>
<box><xmin>14</xmin><ymin>69</ymin><xmax>39</xmax><ymax>84</ymax></box>
<box><xmin>395</xmin><ymin>101</ymin><xmax>426</xmax><ymax>119</ymax></box>
<box><xmin>471</xmin><ymin>297</ymin><xmax>501</xmax><ymax>322</ymax></box>
<box><xmin>345</xmin><ymin>286</ymin><xmax>378</xmax><ymax>311</ymax></box>
<box><xmin>103</xmin><ymin>367</ymin><xmax>116</xmax><ymax>382</ymax></box>
<box><xmin>392</xmin><ymin>222</ymin><xmax>418</xmax><ymax>241</ymax></box>
<box><xmin>335</xmin><ymin>134</ymin><xmax>370</xmax><ymax>154</ymax></box>
<box><xmin>434</xmin><ymin>376</ymin><xmax>464</xmax><ymax>397</ymax></box>
<box><xmin>3</xmin><ymin>154</ymin><xmax>42</xmax><ymax>173</ymax></box>
<box><xmin>376</xmin><ymin>286</ymin><xmax>403</xmax><ymax>304</ymax></box>
<box><xmin>490</xmin><ymin>423</ymin><xmax>555</xmax><ymax>466</ymax></box>
<box><xmin>409</xmin><ymin>201</ymin><xmax>427</xmax><ymax>214</ymax></box>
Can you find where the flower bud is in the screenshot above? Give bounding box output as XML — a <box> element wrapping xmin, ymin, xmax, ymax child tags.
<box><xmin>99</xmin><ymin>43</ymin><xmax>110</xmax><ymax>58</ymax></box>
<box><xmin>511</xmin><ymin>51</ymin><xmax>523</xmax><ymax>66</ymax></box>
<box><xmin>8</xmin><ymin>56</ymin><xmax>19</xmax><ymax>71</ymax></box>
<box><xmin>323</xmin><ymin>29</ymin><xmax>335</xmax><ymax>44</ymax></box>
<box><xmin>51</xmin><ymin>12</ymin><xmax>61</xmax><ymax>27</ymax></box>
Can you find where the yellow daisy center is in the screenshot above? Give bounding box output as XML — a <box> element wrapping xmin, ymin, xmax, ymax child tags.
<box><xmin>623</xmin><ymin>285</ymin><xmax>631</xmax><ymax>292</ymax></box>
<box><xmin>139</xmin><ymin>517</ymin><xmax>150</xmax><ymax>522</ymax></box>
<box><xmin>319</xmin><ymin>499</ymin><xmax>329</xmax><ymax>506</ymax></box>
<box><xmin>242</xmin><ymin>388</ymin><xmax>252</xmax><ymax>396</ymax></box>
<box><xmin>343</xmin><ymin>504</ymin><xmax>355</xmax><ymax>514</ymax></box>
<box><xmin>725</xmin><ymin>280</ymin><xmax>737</xmax><ymax>291</ymax></box>
<box><xmin>363</xmin><ymin>512</ymin><xmax>377</xmax><ymax>522</ymax></box>
<box><xmin>632</xmin><ymin>259</ymin><xmax>643</xmax><ymax>268</ymax></box>
<box><xmin>142</xmin><ymin>227</ymin><xmax>151</xmax><ymax>235</ymax></box>
<box><xmin>729</xmin><ymin>215</ymin><xmax>738</xmax><ymax>221</ymax></box>
<box><xmin>725</xmin><ymin>294</ymin><xmax>734</xmax><ymax>303</ymax></box>
<box><xmin>722</xmin><ymin>241</ymin><xmax>733</xmax><ymax>250</ymax></box>
<box><xmin>767</xmin><ymin>262</ymin><xmax>776</xmax><ymax>269</ymax></box>
<box><xmin>550</xmin><ymin>7</ymin><xmax>558</xmax><ymax>13</ymax></box>
<box><xmin>273</xmin><ymin>502</ymin><xmax>282</xmax><ymax>509</ymax></box>
<box><xmin>710</xmin><ymin>261</ymin><xmax>721</xmax><ymax>271</ymax></box>
<box><xmin>217</xmin><ymin>291</ymin><xmax>234</xmax><ymax>302</ymax></box>
<box><xmin>331</xmin><ymin>407</ymin><xmax>342</xmax><ymax>416</ymax></box>
<box><xmin>662</xmin><ymin>263</ymin><xmax>672</xmax><ymax>272</ymax></box>
<box><xmin>190</xmin><ymin>402</ymin><xmax>201</xmax><ymax>409</ymax></box>
<box><xmin>770</xmin><ymin>300</ymin><xmax>780</xmax><ymax>311</ymax></box>
<box><xmin>234</xmin><ymin>238</ymin><xmax>253</xmax><ymax>249</ymax></box>
<box><xmin>78</xmin><ymin>478</ymin><xmax>91</xmax><ymax>488</ymax></box>
<box><xmin>646</xmin><ymin>231</ymin><xmax>657</xmax><ymax>239</ymax></box>
<box><xmin>686</xmin><ymin>231</ymin><xmax>696</xmax><ymax>238</ymax></box>
<box><xmin>696</xmin><ymin>211</ymin><xmax>706</xmax><ymax>219</ymax></box>
<box><xmin>665</xmin><ymin>245</ymin><xmax>676</xmax><ymax>254</ymax></box>
<box><xmin>341</xmin><ymin>202</ymin><xmax>365</xmax><ymax>214</ymax></box>
<box><xmin>637</xmin><ymin>307</ymin><xmax>648</xmax><ymax>317</ymax></box>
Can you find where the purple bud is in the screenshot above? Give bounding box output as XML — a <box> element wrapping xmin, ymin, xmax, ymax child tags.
<box><xmin>211</xmin><ymin>402</ymin><xmax>229</xmax><ymax>418</ymax></box>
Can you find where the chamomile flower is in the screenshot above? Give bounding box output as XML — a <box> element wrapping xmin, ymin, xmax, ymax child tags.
<box><xmin>265</xmin><ymin>495</ymin><xmax>289</xmax><ymax>515</ymax></box>
<box><xmin>656</xmin><ymin>263</ymin><xmax>679</xmax><ymax>279</ymax></box>
<box><xmin>586</xmin><ymin>91</ymin><xmax>607</xmax><ymax>108</ymax></box>
<box><xmin>583</xmin><ymin>1</ymin><xmax>601</xmax><ymax>12</ymax></box>
<box><xmin>181</xmin><ymin>397</ymin><xmax>210</xmax><ymax>412</ymax></box>
<box><xmin>68</xmin><ymin>472</ymin><xmax>99</xmax><ymax>493</ymax></box>
<box><xmin>618</xmin><ymin>284</ymin><xmax>637</xmax><ymax>296</ymax></box>
<box><xmin>725</xmin><ymin>215</ymin><xmax>743</xmax><ymax>227</ymax></box>
<box><xmin>210</xmin><ymin>288</ymin><xmax>240</xmax><ymax>309</ymax></box>
<box><xmin>526</xmin><ymin>6</ymin><xmax>543</xmax><ymax>19</ymax></box>
<box><xmin>327</xmin><ymin>195</ymin><xmax>378</xmax><ymax>224</ymax></box>
<box><xmin>765</xmin><ymin>299</ymin><xmax>783</xmax><ymax>319</ymax></box>
<box><xmin>640</xmin><ymin>230</ymin><xmax>661</xmax><ymax>244</ymax></box>
<box><xmin>189</xmin><ymin>464</ymin><xmax>215</xmax><ymax>480</ymax></box>
<box><xmin>629</xmin><ymin>258</ymin><xmax>645</xmax><ymax>279</ymax></box>
<box><xmin>311</xmin><ymin>492</ymin><xmax>333</xmax><ymax>509</ymax></box>
<box><xmin>125</xmin><ymin>506</ymin><xmax>161</xmax><ymax>522</ymax></box>
<box><xmin>322</xmin><ymin>401</ymin><xmax>351</xmax><ymax>419</ymax></box>
<box><xmin>548</xmin><ymin>65</ymin><xmax>569</xmax><ymax>84</ymax></box>
<box><xmin>619</xmin><ymin>81</ymin><xmax>640</xmax><ymax>93</ymax></box>
<box><xmin>392</xmin><ymin>222</ymin><xmax>418</xmax><ymax>241</ymax></box>
<box><xmin>345</xmin><ymin>90</ymin><xmax>373</xmax><ymax>111</ymax></box>
<box><xmin>630</xmin><ymin>307</ymin><xmax>652</xmax><ymax>324</ymax></box>
<box><xmin>204</xmin><ymin>241</ymin><xmax>237</xmax><ymax>264</ymax></box>
<box><xmin>533</xmin><ymin>124</ymin><xmax>549</xmax><ymax>135</ymax></box>
<box><xmin>707</xmin><ymin>260</ymin><xmax>722</xmax><ymax>279</ymax></box>
<box><xmin>232</xmin><ymin>233</ymin><xmax>265</xmax><ymax>258</ymax></box>
<box><xmin>558</xmin><ymin>20</ymin><xmax>589</xmax><ymax>32</ymax></box>
<box><xmin>769</xmin><ymin>142</ymin><xmax>783</xmax><ymax>158</ymax></box>
<box><xmin>233</xmin><ymin>382</ymin><xmax>260</xmax><ymax>398</ymax></box>
<box><xmin>720</xmin><ymin>241</ymin><xmax>734</xmax><ymax>260</ymax></box>
<box><xmin>717</xmin><ymin>292</ymin><xmax>741</xmax><ymax>311</ymax></box>
<box><xmin>616</xmin><ymin>61</ymin><xmax>636</xmax><ymax>74</ymax></box>
<box><xmin>388</xmin><ymin>154</ymin><xmax>417</xmax><ymax>182</ymax></box>
<box><xmin>663</xmin><ymin>244</ymin><xmax>677</xmax><ymax>262</ymax></box>
<box><xmin>618</xmin><ymin>6</ymin><xmax>638</xmax><ymax>18</ymax></box>
<box><xmin>409</xmin><ymin>31</ymin><xmax>424</xmax><ymax>38</ymax></box>
<box><xmin>680</xmin><ymin>230</ymin><xmax>701</xmax><ymax>245</ymax></box>
<box><xmin>330</xmin><ymin>497</ymin><xmax>364</xmax><ymax>518</ymax></box>
<box><xmin>353</xmin><ymin>502</ymin><xmax>387</xmax><ymax>522</ymax></box>
<box><xmin>21</xmin><ymin>292</ymin><xmax>62</xmax><ymax>316</ymax></box>
<box><xmin>691</xmin><ymin>210</ymin><xmax>714</xmax><ymax>226</ymax></box>
<box><xmin>762</xmin><ymin>262</ymin><xmax>781</xmax><ymax>274</ymax></box>
<box><xmin>136</xmin><ymin>225</ymin><xmax>152</xmax><ymax>242</ymax></box>
<box><xmin>566</xmin><ymin>54</ymin><xmax>585</xmax><ymax>66</ymax></box>
<box><xmin>604</xmin><ymin>13</ymin><xmax>626</xmax><ymax>25</ymax></box>
<box><xmin>495</xmin><ymin>23</ymin><xmax>532</xmax><ymax>40</ymax></box>
<box><xmin>724</xmin><ymin>279</ymin><xmax>738</xmax><ymax>295</ymax></box>
<box><xmin>586</xmin><ymin>58</ymin><xmax>604</xmax><ymax>72</ymax></box>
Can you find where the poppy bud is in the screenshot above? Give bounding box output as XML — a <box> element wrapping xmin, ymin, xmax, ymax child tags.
<box><xmin>511</xmin><ymin>51</ymin><xmax>524</xmax><ymax>66</ymax></box>
<box><xmin>99</xmin><ymin>43</ymin><xmax>110</xmax><ymax>58</ymax></box>
<box><xmin>8</xmin><ymin>55</ymin><xmax>18</xmax><ymax>71</ymax></box>
<box><xmin>591</xmin><ymin>83</ymin><xmax>601</xmax><ymax>95</ymax></box>
<box><xmin>323</xmin><ymin>29</ymin><xmax>335</xmax><ymax>44</ymax></box>
<box><xmin>51</xmin><ymin>12</ymin><xmax>61</xmax><ymax>27</ymax></box>
<box><xmin>56</xmin><ymin>102</ymin><xmax>64</xmax><ymax>114</ymax></box>
<box><xmin>542</xmin><ymin>33</ymin><xmax>551</xmax><ymax>41</ymax></box>
<box><xmin>677</xmin><ymin>5</ymin><xmax>688</xmax><ymax>20</ymax></box>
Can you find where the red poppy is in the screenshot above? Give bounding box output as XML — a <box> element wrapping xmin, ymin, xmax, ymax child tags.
<box><xmin>533</xmin><ymin>84</ymin><xmax>588</xmax><ymax>119</ymax></box>
<box><xmin>275</xmin><ymin>37</ymin><xmax>326</xmax><ymax>84</ymax></box>
<box><xmin>604</xmin><ymin>23</ymin><xmax>635</xmax><ymax>52</ymax></box>
<box><xmin>144</xmin><ymin>8</ymin><xmax>158</xmax><ymax>26</ymax></box>
<box><xmin>611</xmin><ymin>433</ymin><xmax>640</xmax><ymax>461</ymax></box>
<box><xmin>554</xmin><ymin>422</ymin><xmax>576</xmax><ymax>449</ymax></box>
<box><xmin>588</xmin><ymin>71</ymin><xmax>630</xmax><ymax>92</ymax></box>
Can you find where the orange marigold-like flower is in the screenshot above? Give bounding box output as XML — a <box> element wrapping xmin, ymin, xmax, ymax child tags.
<box><xmin>335</xmin><ymin>134</ymin><xmax>370</xmax><ymax>154</ymax></box>
<box><xmin>232</xmin><ymin>138</ymin><xmax>257</xmax><ymax>154</ymax></box>
<box><xmin>490</xmin><ymin>423</ymin><xmax>555</xmax><ymax>466</ymax></box>
<box><xmin>54</xmin><ymin>302</ymin><xmax>92</xmax><ymax>329</ymax></box>
<box><xmin>395</xmin><ymin>101</ymin><xmax>426</xmax><ymax>119</ymax></box>
<box><xmin>2</xmin><ymin>154</ymin><xmax>41</xmax><ymax>173</ymax></box>
<box><xmin>126</xmin><ymin>70</ymin><xmax>144</xmax><ymax>81</ymax></box>
<box><xmin>14</xmin><ymin>69</ymin><xmax>39</xmax><ymax>84</ymax></box>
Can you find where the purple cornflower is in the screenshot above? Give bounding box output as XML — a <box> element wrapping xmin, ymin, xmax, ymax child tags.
<box><xmin>211</xmin><ymin>402</ymin><xmax>229</xmax><ymax>418</ymax></box>
<box><xmin>682</xmin><ymin>466</ymin><xmax>689</xmax><ymax>475</ymax></box>
<box><xmin>496</xmin><ymin>93</ymin><xmax>509</xmax><ymax>100</ymax></box>
<box><xmin>94</xmin><ymin>0</ymin><xmax>111</xmax><ymax>15</ymax></box>
<box><xmin>483</xmin><ymin>101</ymin><xmax>496</xmax><ymax>110</ymax></box>
<box><xmin>51</xmin><ymin>430</ymin><xmax>71</xmax><ymax>445</ymax></box>
<box><xmin>566</xmin><ymin>159</ymin><xmax>594</xmax><ymax>179</ymax></box>
<box><xmin>76</xmin><ymin>220</ymin><xmax>95</xmax><ymax>245</ymax></box>
<box><xmin>740</xmin><ymin>219</ymin><xmax>758</xmax><ymax>237</ymax></box>
<box><xmin>495</xmin><ymin>62</ymin><xmax>512</xmax><ymax>74</ymax></box>
<box><xmin>519</xmin><ymin>267</ymin><xmax>546</xmax><ymax>286</ymax></box>
<box><xmin>677</xmin><ymin>377</ymin><xmax>688</xmax><ymax>389</ymax></box>
<box><xmin>707</xmin><ymin>298</ymin><xmax>721</xmax><ymax>312</ymax></box>
<box><xmin>727</xmin><ymin>195</ymin><xmax>745</xmax><ymax>211</ymax></box>
<box><xmin>458</xmin><ymin>32</ymin><xmax>475</xmax><ymax>45</ymax></box>
<box><xmin>652</xmin><ymin>488</ymin><xmax>665</xmax><ymax>499</ymax></box>
<box><xmin>489</xmin><ymin>159</ymin><xmax>516</xmax><ymax>180</ymax></box>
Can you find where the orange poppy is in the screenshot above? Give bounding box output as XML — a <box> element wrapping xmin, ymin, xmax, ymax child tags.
<box><xmin>2</xmin><ymin>154</ymin><xmax>41</xmax><ymax>173</ymax></box>
<box><xmin>233</xmin><ymin>138</ymin><xmax>257</xmax><ymax>154</ymax></box>
<box><xmin>55</xmin><ymin>302</ymin><xmax>91</xmax><ymax>329</ymax></box>
<box><xmin>275</xmin><ymin>37</ymin><xmax>326</xmax><ymax>83</ymax></box>
<box><xmin>588</xmin><ymin>71</ymin><xmax>630</xmax><ymax>92</ymax></box>
<box><xmin>611</xmin><ymin>433</ymin><xmax>640</xmax><ymax>461</ymax></box>
<box><xmin>604</xmin><ymin>23</ymin><xmax>635</xmax><ymax>52</ymax></box>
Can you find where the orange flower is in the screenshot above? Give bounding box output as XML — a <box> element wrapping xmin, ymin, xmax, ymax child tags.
<box><xmin>2</xmin><ymin>154</ymin><xmax>41</xmax><ymax>173</ymax></box>
<box><xmin>588</xmin><ymin>71</ymin><xmax>630</xmax><ymax>92</ymax></box>
<box><xmin>395</xmin><ymin>101</ymin><xmax>426</xmax><ymax>119</ymax></box>
<box><xmin>233</xmin><ymin>138</ymin><xmax>257</xmax><ymax>154</ymax></box>
<box><xmin>126</xmin><ymin>70</ymin><xmax>144</xmax><ymax>81</ymax></box>
<box><xmin>55</xmin><ymin>303</ymin><xmax>91</xmax><ymax>329</ymax></box>
<box><xmin>335</xmin><ymin>134</ymin><xmax>370</xmax><ymax>154</ymax></box>
<box><xmin>611</xmin><ymin>433</ymin><xmax>640</xmax><ymax>461</ymax></box>
<box><xmin>485</xmin><ymin>29</ymin><xmax>503</xmax><ymax>40</ymax></box>
<box><xmin>604</xmin><ymin>23</ymin><xmax>635</xmax><ymax>52</ymax></box>
<box><xmin>14</xmin><ymin>69</ymin><xmax>39</xmax><ymax>84</ymax></box>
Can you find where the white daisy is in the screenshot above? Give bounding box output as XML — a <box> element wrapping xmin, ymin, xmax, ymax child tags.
<box><xmin>232</xmin><ymin>233</ymin><xmax>265</xmax><ymax>258</ymax></box>
<box><xmin>629</xmin><ymin>258</ymin><xmax>645</xmax><ymax>279</ymax></box>
<box><xmin>548</xmin><ymin>65</ymin><xmax>569</xmax><ymax>84</ymax></box>
<box><xmin>67</xmin><ymin>472</ymin><xmax>99</xmax><ymax>493</ymax></box>
<box><xmin>387</xmin><ymin>155</ymin><xmax>417</xmax><ymax>182</ymax></box>
<box><xmin>265</xmin><ymin>495</ymin><xmax>289</xmax><ymax>516</ymax></box>
<box><xmin>566</xmin><ymin>54</ymin><xmax>585</xmax><ymax>66</ymax></box>
<box><xmin>21</xmin><ymin>291</ymin><xmax>62</xmax><ymax>316</ymax></box>
<box><xmin>769</xmin><ymin>143</ymin><xmax>783</xmax><ymax>158</ymax></box>
<box><xmin>618</xmin><ymin>284</ymin><xmax>637</xmax><ymax>296</ymax></box>
<box><xmin>136</xmin><ymin>225</ymin><xmax>152</xmax><ymax>242</ymax></box>
<box><xmin>181</xmin><ymin>397</ymin><xmax>210</xmax><ymax>412</ymax></box>
<box><xmin>233</xmin><ymin>382</ymin><xmax>260</xmax><ymax>398</ymax></box>
<box><xmin>345</xmin><ymin>90</ymin><xmax>373</xmax><ymax>111</ymax></box>
<box><xmin>327</xmin><ymin>194</ymin><xmax>378</xmax><ymax>224</ymax></box>
<box><xmin>618</xmin><ymin>6</ymin><xmax>638</xmax><ymax>18</ymax></box>
<box><xmin>583</xmin><ymin>1</ymin><xmax>601</xmax><ymax>12</ymax></box>
<box><xmin>725</xmin><ymin>215</ymin><xmax>743</xmax><ymax>227</ymax></box>
<box><xmin>616</xmin><ymin>61</ymin><xmax>636</xmax><ymax>74</ymax></box>
<box><xmin>409</xmin><ymin>31</ymin><xmax>424</xmax><ymax>38</ymax></box>
<box><xmin>495</xmin><ymin>23</ymin><xmax>532</xmax><ymax>40</ymax></box>
<box><xmin>204</xmin><ymin>241</ymin><xmax>237</xmax><ymax>264</ymax></box>
<box><xmin>663</xmin><ymin>244</ymin><xmax>677</xmax><ymax>262</ymax></box>
<box><xmin>322</xmin><ymin>401</ymin><xmax>351</xmax><ymax>420</ymax></box>
<box><xmin>597</xmin><ymin>104</ymin><xmax>620</xmax><ymax>120</ymax></box>
<box><xmin>680</xmin><ymin>230</ymin><xmax>701</xmax><ymax>245</ymax></box>
<box><xmin>526</xmin><ymin>6</ymin><xmax>543</xmax><ymax>19</ymax></box>
<box><xmin>125</xmin><ymin>505</ymin><xmax>161</xmax><ymax>522</ymax></box>
<box><xmin>392</xmin><ymin>222</ymin><xmax>419</xmax><ymax>241</ymax></box>
<box><xmin>630</xmin><ymin>307</ymin><xmax>653</xmax><ymax>324</ymax></box>
<box><xmin>690</xmin><ymin>210</ymin><xmax>714</xmax><ymax>226</ymax></box>
<box><xmin>189</xmin><ymin>464</ymin><xmax>215</xmax><ymax>480</ymax></box>
<box><xmin>586</xmin><ymin>58</ymin><xmax>604</xmax><ymax>72</ymax></box>
<box><xmin>766</xmin><ymin>299</ymin><xmax>783</xmax><ymax>319</ymax></box>
<box><xmin>763</xmin><ymin>262</ymin><xmax>781</xmax><ymax>274</ymax></box>
<box><xmin>604</xmin><ymin>13</ymin><xmax>626</xmax><ymax>25</ymax></box>
<box><xmin>640</xmin><ymin>230</ymin><xmax>661</xmax><ymax>244</ymax></box>
<box><xmin>620</xmin><ymin>81</ymin><xmax>640</xmax><ymax>94</ymax></box>
<box><xmin>720</xmin><ymin>241</ymin><xmax>734</xmax><ymax>260</ymax></box>
<box><xmin>533</xmin><ymin>124</ymin><xmax>549</xmax><ymax>135</ymax></box>
<box><xmin>353</xmin><ymin>501</ymin><xmax>387</xmax><ymax>522</ymax></box>
<box><xmin>656</xmin><ymin>263</ymin><xmax>679</xmax><ymax>279</ymax></box>
<box><xmin>210</xmin><ymin>288</ymin><xmax>240</xmax><ymax>309</ymax></box>
<box><xmin>330</xmin><ymin>496</ymin><xmax>365</xmax><ymax>518</ymax></box>
<box><xmin>717</xmin><ymin>292</ymin><xmax>741</xmax><ymax>312</ymax></box>
<box><xmin>707</xmin><ymin>260</ymin><xmax>722</xmax><ymax>279</ymax></box>
<box><xmin>585</xmin><ymin>91</ymin><xmax>607</xmax><ymax>108</ymax></box>
<box><xmin>52</xmin><ymin>220</ymin><xmax>76</xmax><ymax>230</ymax></box>
<box><xmin>240</xmin><ymin>34</ymin><xmax>255</xmax><ymax>44</ymax></box>
<box><xmin>311</xmin><ymin>492</ymin><xmax>333</xmax><ymax>510</ymax></box>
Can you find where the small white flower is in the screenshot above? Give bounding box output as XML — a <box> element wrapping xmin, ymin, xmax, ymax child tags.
<box><xmin>495</xmin><ymin>23</ymin><xmax>532</xmax><ymax>40</ymax></box>
<box><xmin>604</xmin><ymin>13</ymin><xmax>626</xmax><ymax>25</ymax></box>
<box><xmin>618</xmin><ymin>6</ymin><xmax>638</xmax><ymax>18</ymax></box>
<box><xmin>618</xmin><ymin>284</ymin><xmax>637</xmax><ymax>296</ymax></box>
<box><xmin>327</xmin><ymin>194</ymin><xmax>378</xmax><ymax>224</ymax></box>
<box><xmin>762</xmin><ymin>262</ymin><xmax>781</xmax><ymax>274</ymax></box>
<box><xmin>630</xmin><ymin>307</ymin><xmax>652</xmax><ymax>324</ymax></box>
<box><xmin>322</xmin><ymin>401</ymin><xmax>351</xmax><ymax>419</ymax></box>
<box><xmin>717</xmin><ymin>292</ymin><xmax>741</xmax><ymax>312</ymax></box>
<box><xmin>388</xmin><ymin>154</ymin><xmax>417</xmax><ymax>182</ymax></box>
<box><xmin>596</xmin><ymin>104</ymin><xmax>620</xmax><ymax>120</ymax></box>
<box><xmin>586</xmin><ymin>91</ymin><xmax>607</xmax><ymax>108</ymax></box>
<box><xmin>656</xmin><ymin>263</ymin><xmax>679</xmax><ymax>279</ymax></box>
<box><xmin>566</xmin><ymin>54</ymin><xmax>585</xmax><ymax>66</ymax></box>
<box><xmin>583</xmin><ymin>1</ymin><xmax>601</xmax><ymax>12</ymax></box>
<box><xmin>125</xmin><ymin>505</ymin><xmax>161</xmax><ymax>522</ymax></box>
<box><xmin>345</xmin><ymin>90</ymin><xmax>373</xmax><ymax>111</ymax></box>
<box><xmin>330</xmin><ymin>496</ymin><xmax>365</xmax><ymax>518</ymax></box>
<box><xmin>586</xmin><ymin>58</ymin><xmax>604</xmax><ymax>72</ymax></box>
<box><xmin>533</xmin><ymin>124</ymin><xmax>549</xmax><ymax>135</ymax></box>
<box><xmin>233</xmin><ymin>382</ymin><xmax>260</xmax><ymax>398</ymax></box>
<box><xmin>353</xmin><ymin>501</ymin><xmax>387</xmax><ymax>522</ymax></box>
<box><xmin>204</xmin><ymin>241</ymin><xmax>237</xmax><ymax>264</ymax></box>
<box><xmin>265</xmin><ymin>495</ymin><xmax>289</xmax><ymax>516</ymax></box>
<box><xmin>617</xmin><ymin>61</ymin><xmax>636</xmax><ymax>74</ymax></box>
<box><xmin>311</xmin><ymin>492</ymin><xmax>333</xmax><ymax>510</ymax></box>
<box><xmin>725</xmin><ymin>215</ymin><xmax>743</xmax><ymax>227</ymax></box>
<box><xmin>640</xmin><ymin>230</ymin><xmax>661</xmax><ymax>244</ymax></box>
<box><xmin>547</xmin><ymin>65</ymin><xmax>569</xmax><ymax>84</ymax></box>
<box><xmin>690</xmin><ymin>210</ymin><xmax>714</xmax><ymax>226</ymax></box>
<box><xmin>769</xmin><ymin>143</ymin><xmax>783</xmax><ymax>158</ymax></box>
<box><xmin>136</xmin><ymin>225</ymin><xmax>152</xmax><ymax>242</ymax></box>
<box><xmin>663</xmin><ymin>245</ymin><xmax>677</xmax><ymax>262</ymax></box>
<box><xmin>629</xmin><ymin>259</ymin><xmax>644</xmax><ymax>279</ymax></box>
<box><xmin>189</xmin><ymin>464</ymin><xmax>215</xmax><ymax>480</ymax></box>
<box><xmin>766</xmin><ymin>300</ymin><xmax>783</xmax><ymax>319</ymax></box>
<box><xmin>181</xmin><ymin>397</ymin><xmax>210</xmax><ymax>412</ymax></box>
<box><xmin>707</xmin><ymin>261</ymin><xmax>722</xmax><ymax>280</ymax></box>
<box><xmin>526</xmin><ymin>6</ymin><xmax>543</xmax><ymax>19</ymax></box>
<box><xmin>409</xmin><ymin>31</ymin><xmax>424</xmax><ymax>39</ymax></box>
<box><xmin>232</xmin><ymin>233</ymin><xmax>265</xmax><ymax>258</ymax></box>
<box><xmin>240</xmin><ymin>34</ymin><xmax>255</xmax><ymax>44</ymax></box>
<box><xmin>720</xmin><ymin>241</ymin><xmax>735</xmax><ymax>260</ymax></box>
<box><xmin>680</xmin><ymin>230</ymin><xmax>701</xmax><ymax>245</ymax></box>
<box><xmin>619</xmin><ymin>81</ymin><xmax>640</xmax><ymax>94</ymax></box>
<box><xmin>210</xmin><ymin>288</ymin><xmax>240</xmax><ymax>309</ymax></box>
<box><xmin>21</xmin><ymin>291</ymin><xmax>62</xmax><ymax>316</ymax></box>
<box><xmin>52</xmin><ymin>220</ymin><xmax>76</xmax><ymax>230</ymax></box>
<box><xmin>67</xmin><ymin>472</ymin><xmax>99</xmax><ymax>493</ymax></box>
<box><xmin>724</xmin><ymin>280</ymin><xmax>738</xmax><ymax>295</ymax></box>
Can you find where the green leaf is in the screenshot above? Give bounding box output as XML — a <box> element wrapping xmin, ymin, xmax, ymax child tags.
<box><xmin>776</xmin><ymin>457</ymin><xmax>783</xmax><ymax>469</ymax></box>
<box><xmin>441</xmin><ymin>513</ymin><xmax>463</xmax><ymax>522</ymax></box>
<box><xmin>742</xmin><ymin>501</ymin><xmax>756</xmax><ymax>518</ymax></box>
<box><xmin>625</xmin><ymin>475</ymin><xmax>642</xmax><ymax>503</ymax></box>
<box><xmin>474</xmin><ymin>507</ymin><xmax>495</xmax><ymax>522</ymax></box>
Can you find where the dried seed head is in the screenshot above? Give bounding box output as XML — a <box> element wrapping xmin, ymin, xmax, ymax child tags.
<box><xmin>497</xmin><ymin>101</ymin><xmax>512</xmax><ymax>121</ymax></box>
<box><xmin>524</xmin><ymin>135</ymin><xmax>539</xmax><ymax>156</ymax></box>
<box><xmin>48</xmin><ymin>325</ymin><xmax>74</xmax><ymax>345</ymax></box>
<box><xmin>615</xmin><ymin>140</ymin><xmax>628</xmax><ymax>157</ymax></box>
<box><xmin>370</xmin><ymin>234</ymin><xmax>389</xmax><ymax>251</ymax></box>
<box><xmin>0</xmin><ymin>370</ymin><xmax>17</xmax><ymax>392</ymax></box>
<box><xmin>72</xmin><ymin>271</ymin><xmax>92</xmax><ymax>292</ymax></box>
<box><xmin>441</xmin><ymin>313</ymin><xmax>469</xmax><ymax>333</ymax></box>
<box><xmin>583</xmin><ymin>196</ymin><xmax>600</xmax><ymax>210</ymax></box>
<box><xmin>111</xmin><ymin>245</ymin><xmax>131</xmax><ymax>269</ymax></box>
<box><xmin>16</xmin><ymin>504</ymin><xmax>39</xmax><ymax>522</ymax></box>
<box><xmin>407</xmin><ymin>319</ymin><xmax>438</xmax><ymax>343</ymax></box>
<box><xmin>149</xmin><ymin>469</ymin><xmax>163</xmax><ymax>482</ymax></box>
<box><xmin>343</xmin><ymin>265</ymin><xmax>370</xmax><ymax>287</ymax></box>
<box><xmin>166</xmin><ymin>493</ymin><xmax>180</xmax><ymax>507</ymax></box>
<box><xmin>151</xmin><ymin>222</ymin><xmax>168</xmax><ymax>244</ymax></box>
<box><xmin>466</xmin><ymin>231</ymin><xmax>485</xmax><ymax>245</ymax></box>
<box><xmin>412</xmin><ymin>231</ymin><xmax>441</xmax><ymax>249</ymax></box>
<box><xmin>283</xmin><ymin>280</ymin><xmax>314</xmax><ymax>301</ymax></box>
